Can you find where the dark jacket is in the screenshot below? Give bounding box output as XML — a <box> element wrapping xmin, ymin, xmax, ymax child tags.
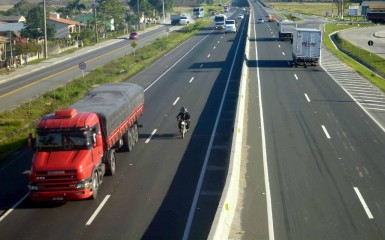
<box><xmin>177</xmin><ymin>112</ymin><xmax>191</xmax><ymax>121</ymax></box>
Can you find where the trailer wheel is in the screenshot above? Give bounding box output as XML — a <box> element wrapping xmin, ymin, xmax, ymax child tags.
<box><xmin>133</xmin><ymin>124</ymin><xmax>139</xmax><ymax>143</ymax></box>
<box><xmin>122</xmin><ymin>130</ymin><xmax>133</xmax><ymax>152</ymax></box>
<box><xmin>91</xmin><ymin>171</ymin><xmax>99</xmax><ymax>199</ymax></box>
<box><xmin>105</xmin><ymin>149</ymin><xmax>116</xmax><ymax>176</ymax></box>
<box><xmin>129</xmin><ymin>126</ymin><xmax>136</xmax><ymax>147</ymax></box>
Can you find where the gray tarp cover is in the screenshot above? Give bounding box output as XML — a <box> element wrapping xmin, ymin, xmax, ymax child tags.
<box><xmin>70</xmin><ymin>83</ymin><xmax>144</xmax><ymax>141</ymax></box>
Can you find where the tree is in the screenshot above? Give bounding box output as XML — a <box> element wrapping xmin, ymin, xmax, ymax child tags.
<box><xmin>14</xmin><ymin>42</ymin><xmax>41</xmax><ymax>55</ymax></box>
<box><xmin>97</xmin><ymin>0</ymin><xmax>125</xmax><ymax>28</ymax></box>
<box><xmin>60</xmin><ymin>0</ymin><xmax>87</xmax><ymax>18</ymax></box>
<box><xmin>4</xmin><ymin>0</ymin><xmax>35</xmax><ymax>16</ymax></box>
<box><xmin>21</xmin><ymin>6</ymin><xmax>56</xmax><ymax>40</ymax></box>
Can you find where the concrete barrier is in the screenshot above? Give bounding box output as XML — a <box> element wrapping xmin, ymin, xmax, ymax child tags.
<box><xmin>207</xmin><ymin>7</ymin><xmax>252</xmax><ymax>240</ymax></box>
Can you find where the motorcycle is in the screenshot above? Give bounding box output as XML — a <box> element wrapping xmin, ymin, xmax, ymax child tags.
<box><xmin>179</xmin><ymin>120</ymin><xmax>188</xmax><ymax>139</ymax></box>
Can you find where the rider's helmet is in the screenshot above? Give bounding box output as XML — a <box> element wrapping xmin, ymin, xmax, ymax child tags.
<box><xmin>180</xmin><ymin>107</ymin><xmax>187</xmax><ymax>113</ymax></box>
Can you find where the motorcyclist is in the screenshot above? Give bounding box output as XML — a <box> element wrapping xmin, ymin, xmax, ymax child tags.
<box><xmin>176</xmin><ymin>107</ymin><xmax>191</xmax><ymax>132</ymax></box>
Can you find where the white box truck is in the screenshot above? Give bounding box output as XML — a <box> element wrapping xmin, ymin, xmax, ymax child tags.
<box><xmin>292</xmin><ymin>28</ymin><xmax>322</xmax><ymax>67</ymax></box>
<box><xmin>278</xmin><ymin>20</ymin><xmax>297</xmax><ymax>41</ymax></box>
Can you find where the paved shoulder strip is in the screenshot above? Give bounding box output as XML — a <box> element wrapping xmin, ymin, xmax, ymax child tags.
<box><xmin>321</xmin><ymin>47</ymin><xmax>385</xmax><ymax>132</ymax></box>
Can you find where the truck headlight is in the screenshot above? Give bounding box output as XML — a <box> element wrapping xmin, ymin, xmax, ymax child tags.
<box><xmin>76</xmin><ymin>182</ymin><xmax>90</xmax><ymax>189</ymax></box>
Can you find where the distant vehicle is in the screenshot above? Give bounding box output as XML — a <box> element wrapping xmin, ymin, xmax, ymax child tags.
<box><xmin>292</xmin><ymin>28</ymin><xmax>322</xmax><ymax>67</ymax></box>
<box><xmin>237</xmin><ymin>14</ymin><xmax>244</xmax><ymax>19</ymax></box>
<box><xmin>171</xmin><ymin>15</ymin><xmax>189</xmax><ymax>25</ymax></box>
<box><xmin>224</xmin><ymin>5</ymin><xmax>229</xmax><ymax>12</ymax></box>
<box><xmin>225</xmin><ymin>20</ymin><xmax>236</xmax><ymax>33</ymax></box>
<box><xmin>242</xmin><ymin>8</ymin><xmax>246</xmax><ymax>11</ymax></box>
<box><xmin>214</xmin><ymin>14</ymin><xmax>227</xmax><ymax>30</ymax></box>
<box><xmin>193</xmin><ymin>7</ymin><xmax>205</xmax><ymax>18</ymax></box>
<box><xmin>129</xmin><ymin>32</ymin><xmax>139</xmax><ymax>39</ymax></box>
<box><xmin>257</xmin><ymin>18</ymin><xmax>264</xmax><ymax>24</ymax></box>
<box><xmin>366</xmin><ymin>11</ymin><xmax>385</xmax><ymax>23</ymax></box>
<box><xmin>268</xmin><ymin>14</ymin><xmax>275</xmax><ymax>22</ymax></box>
<box><xmin>278</xmin><ymin>20</ymin><xmax>297</xmax><ymax>41</ymax></box>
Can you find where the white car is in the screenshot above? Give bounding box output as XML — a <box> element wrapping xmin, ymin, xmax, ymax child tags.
<box><xmin>237</xmin><ymin>14</ymin><xmax>244</xmax><ymax>19</ymax></box>
<box><xmin>257</xmin><ymin>18</ymin><xmax>264</xmax><ymax>24</ymax></box>
<box><xmin>224</xmin><ymin>20</ymin><xmax>236</xmax><ymax>33</ymax></box>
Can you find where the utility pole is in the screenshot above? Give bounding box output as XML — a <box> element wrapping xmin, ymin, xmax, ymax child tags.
<box><xmin>137</xmin><ymin>0</ymin><xmax>140</xmax><ymax>30</ymax></box>
<box><xmin>43</xmin><ymin>0</ymin><xmax>48</xmax><ymax>58</ymax></box>
<box><xmin>9</xmin><ymin>31</ymin><xmax>13</xmax><ymax>61</ymax></box>
<box><xmin>94</xmin><ymin>1</ymin><xmax>98</xmax><ymax>42</ymax></box>
<box><xmin>162</xmin><ymin>0</ymin><xmax>165</xmax><ymax>24</ymax></box>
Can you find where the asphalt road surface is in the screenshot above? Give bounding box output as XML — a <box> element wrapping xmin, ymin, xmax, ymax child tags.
<box><xmin>229</xmin><ymin>2</ymin><xmax>385</xmax><ymax>240</ymax></box>
<box><xmin>0</xmin><ymin>11</ymin><xmax>247</xmax><ymax>240</ymax></box>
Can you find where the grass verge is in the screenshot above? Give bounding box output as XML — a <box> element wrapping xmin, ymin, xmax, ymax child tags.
<box><xmin>323</xmin><ymin>23</ymin><xmax>385</xmax><ymax>92</ymax></box>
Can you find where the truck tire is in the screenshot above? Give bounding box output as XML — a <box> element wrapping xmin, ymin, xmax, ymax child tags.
<box><xmin>122</xmin><ymin>130</ymin><xmax>133</xmax><ymax>152</ymax></box>
<box><xmin>91</xmin><ymin>171</ymin><xmax>99</xmax><ymax>199</ymax></box>
<box><xmin>105</xmin><ymin>149</ymin><xmax>116</xmax><ymax>176</ymax></box>
<box><xmin>133</xmin><ymin>124</ymin><xmax>139</xmax><ymax>143</ymax></box>
<box><xmin>129</xmin><ymin>127</ymin><xmax>135</xmax><ymax>149</ymax></box>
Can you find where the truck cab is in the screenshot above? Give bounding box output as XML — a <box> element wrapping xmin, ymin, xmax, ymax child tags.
<box><xmin>29</xmin><ymin>109</ymin><xmax>105</xmax><ymax>201</ymax></box>
<box><xmin>214</xmin><ymin>14</ymin><xmax>227</xmax><ymax>30</ymax></box>
<box><xmin>28</xmin><ymin>83</ymin><xmax>144</xmax><ymax>202</ymax></box>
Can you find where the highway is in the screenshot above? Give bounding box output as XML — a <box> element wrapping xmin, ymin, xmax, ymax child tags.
<box><xmin>2</xmin><ymin>2</ymin><xmax>385</xmax><ymax>240</ymax></box>
<box><xmin>229</xmin><ymin>1</ymin><xmax>385</xmax><ymax>240</ymax></box>
<box><xmin>0</xmin><ymin>11</ymin><xmax>247</xmax><ymax>240</ymax></box>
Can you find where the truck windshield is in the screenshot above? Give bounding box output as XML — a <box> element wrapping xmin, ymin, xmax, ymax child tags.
<box><xmin>215</xmin><ymin>16</ymin><xmax>225</xmax><ymax>21</ymax></box>
<box><xmin>36</xmin><ymin>131</ymin><xmax>91</xmax><ymax>151</ymax></box>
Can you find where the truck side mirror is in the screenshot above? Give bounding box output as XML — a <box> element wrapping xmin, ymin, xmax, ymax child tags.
<box><xmin>27</xmin><ymin>133</ymin><xmax>36</xmax><ymax>150</ymax></box>
<box><xmin>95</xmin><ymin>135</ymin><xmax>103</xmax><ymax>147</ymax></box>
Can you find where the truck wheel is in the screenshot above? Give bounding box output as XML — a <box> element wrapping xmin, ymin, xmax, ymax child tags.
<box><xmin>133</xmin><ymin>124</ymin><xmax>139</xmax><ymax>143</ymax></box>
<box><xmin>122</xmin><ymin>130</ymin><xmax>133</xmax><ymax>152</ymax></box>
<box><xmin>129</xmin><ymin>127</ymin><xmax>135</xmax><ymax>149</ymax></box>
<box><xmin>91</xmin><ymin>171</ymin><xmax>99</xmax><ymax>199</ymax></box>
<box><xmin>105</xmin><ymin>149</ymin><xmax>116</xmax><ymax>176</ymax></box>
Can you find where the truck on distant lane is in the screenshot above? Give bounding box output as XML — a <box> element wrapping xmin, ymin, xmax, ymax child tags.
<box><xmin>278</xmin><ymin>20</ymin><xmax>297</xmax><ymax>41</ymax></box>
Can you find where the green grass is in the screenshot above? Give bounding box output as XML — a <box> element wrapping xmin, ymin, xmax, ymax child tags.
<box><xmin>0</xmin><ymin>19</ymin><xmax>211</xmax><ymax>159</ymax></box>
<box><xmin>323</xmin><ymin>23</ymin><xmax>385</xmax><ymax>92</ymax></box>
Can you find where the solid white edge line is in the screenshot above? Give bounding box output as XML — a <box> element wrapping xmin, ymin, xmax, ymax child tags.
<box><xmin>189</xmin><ymin>77</ymin><xmax>194</xmax><ymax>83</ymax></box>
<box><xmin>256</xmin><ymin>13</ymin><xmax>275</xmax><ymax>240</ymax></box>
<box><xmin>353</xmin><ymin>187</ymin><xmax>374</xmax><ymax>219</ymax></box>
<box><xmin>0</xmin><ymin>193</ymin><xmax>29</xmax><ymax>222</ymax></box>
<box><xmin>304</xmin><ymin>93</ymin><xmax>311</xmax><ymax>102</ymax></box>
<box><xmin>321</xmin><ymin>125</ymin><xmax>331</xmax><ymax>139</ymax></box>
<box><xmin>145</xmin><ymin>129</ymin><xmax>157</xmax><ymax>143</ymax></box>
<box><xmin>85</xmin><ymin>195</ymin><xmax>111</xmax><ymax>225</ymax></box>
<box><xmin>173</xmin><ymin>97</ymin><xmax>180</xmax><ymax>105</ymax></box>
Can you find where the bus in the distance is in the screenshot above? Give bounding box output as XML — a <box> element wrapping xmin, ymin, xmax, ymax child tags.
<box><xmin>193</xmin><ymin>7</ymin><xmax>204</xmax><ymax>18</ymax></box>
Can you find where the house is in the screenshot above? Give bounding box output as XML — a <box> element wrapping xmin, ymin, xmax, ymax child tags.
<box><xmin>361</xmin><ymin>1</ymin><xmax>385</xmax><ymax>16</ymax></box>
<box><xmin>0</xmin><ymin>23</ymin><xmax>25</xmax><ymax>62</ymax></box>
<box><xmin>48</xmin><ymin>13</ymin><xmax>83</xmax><ymax>39</ymax></box>
<box><xmin>74</xmin><ymin>14</ymin><xmax>115</xmax><ymax>32</ymax></box>
<box><xmin>0</xmin><ymin>16</ymin><xmax>26</xmax><ymax>23</ymax></box>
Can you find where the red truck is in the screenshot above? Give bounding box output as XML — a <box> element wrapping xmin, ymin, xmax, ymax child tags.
<box><xmin>28</xmin><ymin>83</ymin><xmax>144</xmax><ymax>201</ymax></box>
